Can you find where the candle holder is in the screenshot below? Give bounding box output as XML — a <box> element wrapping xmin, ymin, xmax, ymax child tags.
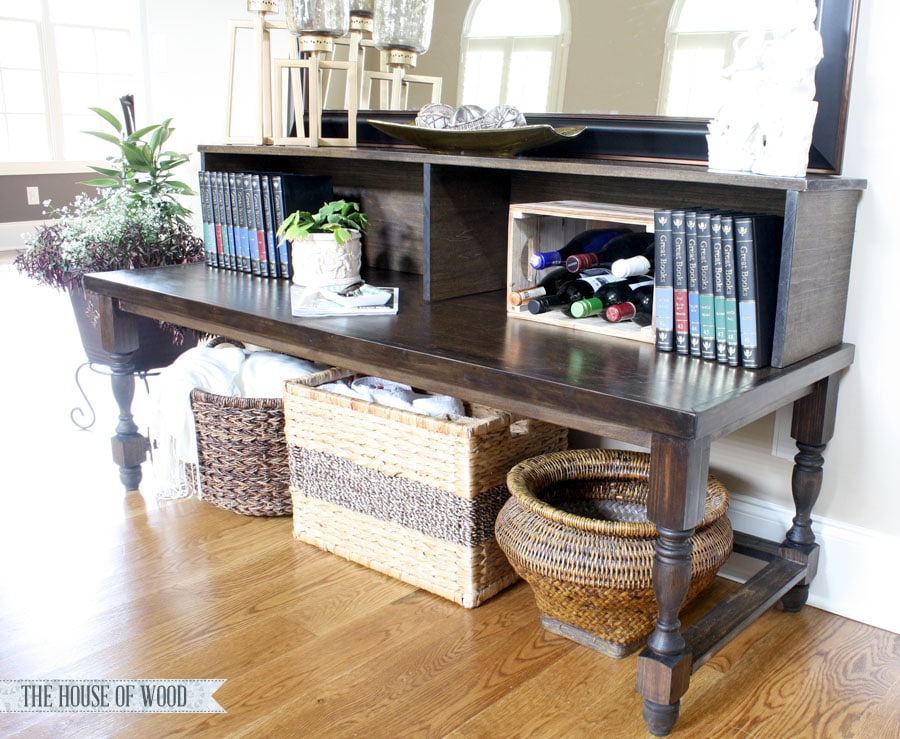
<box><xmin>275</xmin><ymin>0</ymin><xmax>358</xmax><ymax>147</ymax></box>
<box><xmin>224</xmin><ymin>0</ymin><xmax>284</xmax><ymax>145</ymax></box>
<box><xmin>365</xmin><ymin>0</ymin><xmax>440</xmax><ymax>110</ymax></box>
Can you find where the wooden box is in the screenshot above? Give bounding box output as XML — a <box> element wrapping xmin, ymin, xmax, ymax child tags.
<box><xmin>507</xmin><ymin>200</ymin><xmax>656</xmax><ymax>343</ymax></box>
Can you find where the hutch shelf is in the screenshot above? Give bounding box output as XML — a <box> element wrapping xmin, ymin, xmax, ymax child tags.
<box><xmin>84</xmin><ymin>143</ymin><xmax>865</xmax><ymax>736</ymax></box>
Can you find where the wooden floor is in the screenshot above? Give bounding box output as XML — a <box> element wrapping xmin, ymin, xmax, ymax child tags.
<box><xmin>1</xmin><ymin>254</ymin><xmax>899</xmax><ymax>738</ymax></box>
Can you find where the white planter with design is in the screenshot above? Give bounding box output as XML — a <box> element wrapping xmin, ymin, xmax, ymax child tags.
<box><xmin>290</xmin><ymin>231</ymin><xmax>362</xmax><ymax>288</ymax></box>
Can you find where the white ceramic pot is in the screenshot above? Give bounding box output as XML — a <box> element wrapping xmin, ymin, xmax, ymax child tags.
<box><xmin>290</xmin><ymin>231</ymin><xmax>362</xmax><ymax>288</ymax></box>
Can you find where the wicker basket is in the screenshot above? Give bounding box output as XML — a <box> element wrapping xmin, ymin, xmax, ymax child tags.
<box><xmin>191</xmin><ymin>366</ymin><xmax>349</xmax><ymax>516</ymax></box>
<box><xmin>495</xmin><ymin>448</ymin><xmax>733</xmax><ymax>657</ymax></box>
<box><xmin>283</xmin><ymin>374</ymin><xmax>569</xmax><ymax>607</ymax></box>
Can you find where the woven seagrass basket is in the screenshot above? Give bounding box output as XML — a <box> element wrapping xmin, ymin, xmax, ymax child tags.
<box><xmin>495</xmin><ymin>448</ymin><xmax>733</xmax><ymax>657</ymax></box>
<box><xmin>191</xmin><ymin>366</ymin><xmax>349</xmax><ymax>516</ymax></box>
<box><xmin>283</xmin><ymin>374</ymin><xmax>570</xmax><ymax>607</ymax></box>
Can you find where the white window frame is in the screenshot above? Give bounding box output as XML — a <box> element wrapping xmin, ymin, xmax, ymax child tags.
<box><xmin>458</xmin><ymin>0</ymin><xmax>570</xmax><ymax>113</ymax></box>
<box><xmin>0</xmin><ymin>0</ymin><xmax>144</xmax><ymax>172</ymax></box>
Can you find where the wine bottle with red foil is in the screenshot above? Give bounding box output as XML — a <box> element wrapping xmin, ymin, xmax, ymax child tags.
<box><xmin>569</xmin><ymin>277</ymin><xmax>652</xmax><ymax>319</ymax></box>
<box><xmin>526</xmin><ymin>272</ymin><xmax>623</xmax><ymax>315</ymax></box>
<box><xmin>604</xmin><ymin>283</ymin><xmax>654</xmax><ymax>326</ymax></box>
<box><xmin>509</xmin><ymin>268</ymin><xmax>577</xmax><ymax>306</ymax></box>
<box><xmin>565</xmin><ymin>231</ymin><xmax>655</xmax><ymax>272</ymax></box>
<box><xmin>529</xmin><ymin>228</ymin><xmax>620</xmax><ymax>270</ymax></box>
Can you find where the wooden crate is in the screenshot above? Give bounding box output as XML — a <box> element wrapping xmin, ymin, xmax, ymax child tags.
<box><xmin>507</xmin><ymin>200</ymin><xmax>656</xmax><ymax>343</ymax></box>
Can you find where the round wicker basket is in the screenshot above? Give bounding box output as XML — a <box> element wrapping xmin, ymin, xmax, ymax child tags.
<box><xmin>495</xmin><ymin>448</ymin><xmax>733</xmax><ymax>657</ymax></box>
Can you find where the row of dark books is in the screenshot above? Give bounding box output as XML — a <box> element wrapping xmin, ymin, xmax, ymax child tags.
<box><xmin>197</xmin><ymin>170</ymin><xmax>333</xmax><ymax>278</ymax></box>
<box><xmin>653</xmin><ymin>208</ymin><xmax>784</xmax><ymax>369</ymax></box>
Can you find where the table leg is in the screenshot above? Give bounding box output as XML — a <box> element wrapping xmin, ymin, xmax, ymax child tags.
<box><xmin>96</xmin><ymin>294</ymin><xmax>148</xmax><ymax>493</ymax></box>
<box><xmin>636</xmin><ymin>435</ymin><xmax>711</xmax><ymax>736</ymax></box>
<box><xmin>779</xmin><ymin>373</ymin><xmax>840</xmax><ymax>611</ymax></box>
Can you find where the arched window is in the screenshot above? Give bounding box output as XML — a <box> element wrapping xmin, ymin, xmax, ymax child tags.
<box><xmin>659</xmin><ymin>0</ymin><xmax>792</xmax><ymax>117</ymax></box>
<box><xmin>458</xmin><ymin>0</ymin><xmax>569</xmax><ymax>112</ymax></box>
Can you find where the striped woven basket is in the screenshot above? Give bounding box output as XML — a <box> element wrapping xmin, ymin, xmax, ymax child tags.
<box><xmin>283</xmin><ymin>374</ymin><xmax>569</xmax><ymax>607</ymax></box>
<box><xmin>495</xmin><ymin>448</ymin><xmax>733</xmax><ymax>657</ymax></box>
<box><xmin>190</xmin><ymin>366</ymin><xmax>349</xmax><ymax>516</ymax></box>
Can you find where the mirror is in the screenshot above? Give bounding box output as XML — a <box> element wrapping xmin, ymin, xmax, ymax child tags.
<box><xmin>352</xmin><ymin>0</ymin><xmax>859</xmax><ymax>173</ymax></box>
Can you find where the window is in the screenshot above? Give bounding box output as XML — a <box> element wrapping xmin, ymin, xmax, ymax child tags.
<box><xmin>458</xmin><ymin>0</ymin><xmax>569</xmax><ymax>112</ymax></box>
<box><xmin>0</xmin><ymin>0</ymin><xmax>142</xmax><ymax>164</ymax></box>
<box><xmin>659</xmin><ymin>0</ymin><xmax>790</xmax><ymax>117</ymax></box>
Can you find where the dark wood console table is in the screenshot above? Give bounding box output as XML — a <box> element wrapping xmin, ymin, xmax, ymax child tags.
<box><xmin>85</xmin><ymin>261</ymin><xmax>854</xmax><ymax>736</ymax></box>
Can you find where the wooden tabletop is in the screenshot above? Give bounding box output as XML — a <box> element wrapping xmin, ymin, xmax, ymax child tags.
<box><xmin>84</xmin><ymin>263</ymin><xmax>855</xmax><ymax>447</ymax></box>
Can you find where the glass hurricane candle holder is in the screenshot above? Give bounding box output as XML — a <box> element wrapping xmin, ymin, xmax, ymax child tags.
<box><xmin>284</xmin><ymin>0</ymin><xmax>350</xmax><ymax>49</ymax></box>
<box><xmin>373</xmin><ymin>0</ymin><xmax>434</xmax><ymax>67</ymax></box>
<box><xmin>350</xmin><ymin>0</ymin><xmax>375</xmax><ymax>32</ymax></box>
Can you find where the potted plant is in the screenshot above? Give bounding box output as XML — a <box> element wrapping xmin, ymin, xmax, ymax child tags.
<box><xmin>277</xmin><ymin>199</ymin><xmax>368</xmax><ymax>288</ymax></box>
<box><xmin>14</xmin><ymin>106</ymin><xmax>205</xmax><ymax>371</ymax></box>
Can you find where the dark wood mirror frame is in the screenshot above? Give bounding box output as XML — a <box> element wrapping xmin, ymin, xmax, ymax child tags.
<box><xmin>323</xmin><ymin>0</ymin><xmax>859</xmax><ymax>174</ymax></box>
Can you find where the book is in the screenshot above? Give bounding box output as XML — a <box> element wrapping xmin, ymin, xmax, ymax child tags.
<box><xmin>290</xmin><ymin>284</ymin><xmax>399</xmax><ymax>317</ymax></box>
<box><xmin>270</xmin><ymin>173</ymin><xmax>334</xmax><ymax>280</ymax></box>
<box><xmin>653</xmin><ymin>209</ymin><xmax>674</xmax><ymax>352</ymax></box>
<box><xmin>260</xmin><ymin>174</ymin><xmax>278</xmax><ymax>277</ymax></box>
<box><xmin>197</xmin><ymin>170</ymin><xmax>216</xmax><ymax>267</ymax></box>
<box><xmin>671</xmin><ymin>210</ymin><xmax>689</xmax><ymax>355</ymax></box>
<box><xmin>224</xmin><ymin>172</ymin><xmax>239</xmax><ymax>270</ymax></box>
<box><xmin>212</xmin><ymin>172</ymin><xmax>233</xmax><ymax>269</ymax></box>
<box><xmin>734</xmin><ymin>214</ymin><xmax>785</xmax><ymax>369</ymax></box>
<box><xmin>711</xmin><ymin>214</ymin><xmax>728</xmax><ymax>363</ymax></box>
<box><xmin>696</xmin><ymin>211</ymin><xmax>716</xmax><ymax>360</ymax></box>
<box><xmin>721</xmin><ymin>215</ymin><xmax>740</xmax><ymax>366</ymax></box>
<box><xmin>685</xmin><ymin>210</ymin><xmax>701</xmax><ymax>357</ymax></box>
<box><xmin>248</xmin><ymin>174</ymin><xmax>268</xmax><ymax>277</ymax></box>
<box><xmin>232</xmin><ymin>172</ymin><xmax>252</xmax><ymax>273</ymax></box>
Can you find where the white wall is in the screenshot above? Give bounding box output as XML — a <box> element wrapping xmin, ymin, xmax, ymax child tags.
<box><xmin>141</xmin><ymin>0</ymin><xmax>898</xmax><ymax>632</ymax></box>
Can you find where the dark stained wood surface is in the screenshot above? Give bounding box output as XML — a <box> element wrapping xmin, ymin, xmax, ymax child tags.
<box><xmin>83</xmin><ymin>263</ymin><xmax>854</xmax><ymax>444</ymax></box>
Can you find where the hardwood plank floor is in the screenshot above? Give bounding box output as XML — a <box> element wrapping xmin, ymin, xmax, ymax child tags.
<box><xmin>1</xmin><ymin>254</ymin><xmax>898</xmax><ymax>737</ymax></box>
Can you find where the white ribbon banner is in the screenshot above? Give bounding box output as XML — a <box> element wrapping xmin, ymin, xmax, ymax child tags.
<box><xmin>0</xmin><ymin>679</ymin><xmax>226</xmax><ymax>713</ymax></box>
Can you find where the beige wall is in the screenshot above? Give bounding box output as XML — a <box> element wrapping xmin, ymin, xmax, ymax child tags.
<box><xmin>0</xmin><ymin>173</ymin><xmax>92</xmax><ymax>225</ymax></box>
<box><xmin>406</xmin><ymin>0</ymin><xmax>673</xmax><ymax>114</ymax></box>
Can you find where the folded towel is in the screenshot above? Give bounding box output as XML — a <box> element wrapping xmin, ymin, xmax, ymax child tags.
<box><xmin>316</xmin><ymin>376</ymin><xmax>465</xmax><ymax>418</ymax></box>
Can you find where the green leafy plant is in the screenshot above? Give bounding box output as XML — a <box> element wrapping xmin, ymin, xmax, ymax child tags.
<box><xmin>15</xmin><ymin>107</ymin><xmax>203</xmax><ymax>292</ymax></box>
<box><xmin>81</xmin><ymin>106</ymin><xmax>196</xmax><ymax>224</ymax></box>
<box><xmin>277</xmin><ymin>199</ymin><xmax>368</xmax><ymax>246</ymax></box>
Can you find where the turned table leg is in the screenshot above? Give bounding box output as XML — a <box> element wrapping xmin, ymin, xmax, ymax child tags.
<box><xmin>97</xmin><ymin>294</ymin><xmax>148</xmax><ymax>493</ymax></box>
<box><xmin>636</xmin><ymin>436</ymin><xmax>711</xmax><ymax>736</ymax></box>
<box><xmin>779</xmin><ymin>373</ymin><xmax>840</xmax><ymax>611</ymax></box>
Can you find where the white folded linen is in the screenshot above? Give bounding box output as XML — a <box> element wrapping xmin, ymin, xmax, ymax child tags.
<box><xmin>317</xmin><ymin>376</ymin><xmax>465</xmax><ymax>418</ymax></box>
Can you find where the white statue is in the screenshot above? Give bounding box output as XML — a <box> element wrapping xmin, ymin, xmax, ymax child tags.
<box><xmin>707</xmin><ymin>0</ymin><xmax>823</xmax><ymax>176</ymax></box>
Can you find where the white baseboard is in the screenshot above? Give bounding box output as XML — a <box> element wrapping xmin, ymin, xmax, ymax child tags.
<box><xmin>721</xmin><ymin>493</ymin><xmax>899</xmax><ymax>634</ymax></box>
<box><xmin>0</xmin><ymin>220</ymin><xmax>38</xmax><ymax>251</ymax></box>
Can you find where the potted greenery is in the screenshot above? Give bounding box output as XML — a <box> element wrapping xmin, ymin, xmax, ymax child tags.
<box><xmin>276</xmin><ymin>199</ymin><xmax>368</xmax><ymax>288</ymax></box>
<box><xmin>14</xmin><ymin>106</ymin><xmax>204</xmax><ymax>370</ymax></box>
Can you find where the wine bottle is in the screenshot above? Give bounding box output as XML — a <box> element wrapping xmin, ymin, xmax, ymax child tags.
<box><xmin>604</xmin><ymin>284</ymin><xmax>654</xmax><ymax>326</ymax></box>
<box><xmin>610</xmin><ymin>241</ymin><xmax>655</xmax><ymax>278</ymax></box>
<box><xmin>569</xmin><ymin>277</ymin><xmax>653</xmax><ymax>319</ymax></box>
<box><xmin>526</xmin><ymin>272</ymin><xmax>623</xmax><ymax>315</ymax></box>
<box><xmin>509</xmin><ymin>267</ymin><xmax>577</xmax><ymax>306</ymax></box>
<box><xmin>529</xmin><ymin>228</ymin><xmax>620</xmax><ymax>270</ymax></box>
<box><xmin>565</xmin><ymin>231</ymin><xmax>655</xmax><ymax>272</ymax></box>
